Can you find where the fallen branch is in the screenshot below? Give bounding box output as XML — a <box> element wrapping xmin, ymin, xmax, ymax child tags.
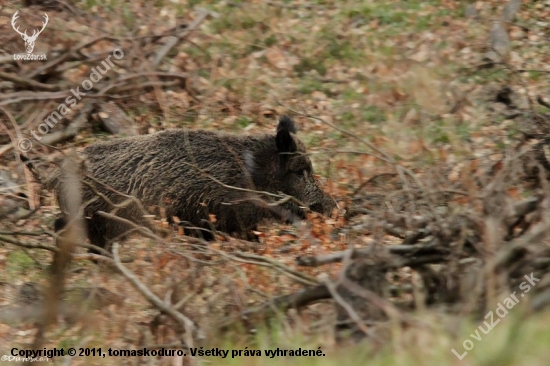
<box><xmin>0</xmin><ymin>71</ymin><xmax>63</xmax><ymax>92</ymax></box>
<box><xmin>0</xmin><ymin>234</ymin><xmax>58</xmax><ymax>252</ymax></box>
<box><xmin>112</xmin><ymin>242</ymin><xmax>198</xmax><ymax>348</ymax></box>
<box><xmin>152</xmin><ymin>7</ymin><xmax>218</xmax><ymax>68</ymax></box>
<box><xmin>296</xmin><ymin>244</ymin><xmax>451</xmax><ymax>267</ymax></box>
<box><xmin>219</xmin><ymin>284</ymin><xmax>330</xmax><ymax>331</ymax></box>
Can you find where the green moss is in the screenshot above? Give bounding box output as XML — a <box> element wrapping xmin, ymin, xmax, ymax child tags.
<box><xmin>361</xmin><ymin>106</ymin><xmax>386</xmax><ymax>125</ymax></box>
<box><xmin>7</xmin><ymin>251</ymin><xmax>36</xmax><ymax>275</ymax></box>
<box><xmin>236</xmin><ymin>116</ymin><xmax>251</xmax><ymax>128</ymax></box>
<box><xmin>294</xmin><ymin>58</ymin><xmax>327</xmax><ymax>76</ymax></box>
<box><xmin>341</xmin><ymin>111</ymin><xmax>355</xmax><ymax>122</ymax></box>
<box><xmin>264</xmin><ymin>34</ymin><xmax>277</xmax><ymax>47</ymax></box>
<box><xmin>297</xmin><ymin>78</ymin><xmax>326</xmax><ymax>95</ymax></box>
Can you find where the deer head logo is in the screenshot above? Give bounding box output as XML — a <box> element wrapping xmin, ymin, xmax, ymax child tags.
<box><xmin>11</xmin><ymin>11</ymin><xmax>49</xmax><ymax>54</ymax></box>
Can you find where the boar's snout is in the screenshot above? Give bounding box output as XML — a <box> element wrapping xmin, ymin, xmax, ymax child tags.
<box><xmin>308</xmin><ymin>192</ymin><xmax>337</xmax><ymax>216</ymax></box>
<box><xmin>309</xmin><ymin>202</ymin><xmax>324</xmax><ymax>213</ymax></box>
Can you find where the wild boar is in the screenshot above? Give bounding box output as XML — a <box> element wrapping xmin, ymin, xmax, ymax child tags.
<box><xmin>27</xmin><ymin>116</ymin><xmax>336</xmax><ymax>249</ymax></box>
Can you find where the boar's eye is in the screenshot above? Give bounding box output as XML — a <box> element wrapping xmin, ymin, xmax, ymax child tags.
<box><xmin>288</xmin><ymin>157</ymin><xmax>313</xmax><ymax>176</ymax></box>
<box><xmin>292</xmin><ymin>164</ymin><xmax>308</xmax><ymax>174</ymax></box>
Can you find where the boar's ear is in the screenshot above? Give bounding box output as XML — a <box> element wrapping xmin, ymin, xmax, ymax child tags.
<box><xmin>277</xmin><ymin>115</ymin><xmax>297</xmax><ymax>134</ymax></box>
<box><xmin>276</xmin><ymin>116</ymin><xmax>297</xmax><ymax>170</ymax></box>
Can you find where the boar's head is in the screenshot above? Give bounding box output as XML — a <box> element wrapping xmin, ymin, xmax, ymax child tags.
<box><xmin>247</xmin><ymin>116</ymin><xmax>337</xmax><ymax>219</ymax></box>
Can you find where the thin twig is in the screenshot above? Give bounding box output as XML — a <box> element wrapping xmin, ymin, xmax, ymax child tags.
<box><xmin>112</xmin><ymin>242</ymin><xmax>198</xmax><ymax>349</ymax></box>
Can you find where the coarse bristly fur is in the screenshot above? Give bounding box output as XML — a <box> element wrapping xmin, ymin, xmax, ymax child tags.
<box><xmin>26</xmin><ymin>116</ymin><xmax>337</xmax><ymax>250</ymax></box>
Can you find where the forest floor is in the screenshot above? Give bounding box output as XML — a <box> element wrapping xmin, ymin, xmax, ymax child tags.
<box><xmin>1</xmin><ymin>0</ymin><xmax>550</xmax><ymax>365</ymax></box>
